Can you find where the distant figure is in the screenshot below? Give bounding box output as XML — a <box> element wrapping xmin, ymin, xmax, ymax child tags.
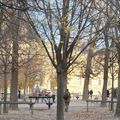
<box><xmin>89</xmin><ymin>89</ymin><xmax>93</xmax><ymax>99</ymax></box>
<box><xmin>107</xmin><ymin>90</ymin><xmax>110</xmax><ymax>98</ymax></box>
<box><xmin>52</xmin><ymin>93</ymin><xmax>56</xmax><ymax>103</ymax></box>
<box><xmin>63</xmin><ymin>89</ymin><xmax>71</xmax><ymax>112</ymax></box>
<box><xmin>18</xmin><ymin>89</ymin><xmax>21</xmax><ymax>99</ymax></box>
<box><xmin>76</xmin><ymin>95</ymin><xmax>79</xmax><ymax>100</ymax></box>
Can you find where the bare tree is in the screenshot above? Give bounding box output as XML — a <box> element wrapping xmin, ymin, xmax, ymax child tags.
<box><xmin>101</xmin><ymin>33</ymin><xmax>110</xmax><ymax>106</ymax></box>
<box><xmin>114</xmin><ymin>26</ymin><xmax>120</xmax><ymax>117</ymax></box>
<box><xmin>82</xmin><ymin>41</ymin><xmax>95</xmax><ymax>100</ymax></box>
<box><xmin>9</xmin><ymin>5</ymin><xmax>22</xmax><ymax>109</ymax></box>
<box><xmin>102</xmin><ymin>0</ymin><xmax>120</xmax><ymax>117</ymax></box>
<box><xmin>18</xmin><ymin>0</ymin><xmax>101</xmax><ymax>120</ymax></box>
<box><xmin>0</xmin><ymin>2</ymin><xmax>12</xmax><ymax>113</ymax></box>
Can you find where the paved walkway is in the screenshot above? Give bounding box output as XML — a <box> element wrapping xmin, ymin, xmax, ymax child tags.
<box><xmin>0</xmin><ymin>100</ymin><xmax>119</xmax><ymax>120</ymax></box>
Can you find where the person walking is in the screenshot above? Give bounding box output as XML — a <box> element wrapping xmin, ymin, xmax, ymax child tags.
<box><xmin>89</xmin><ymin>89</ymin><xmax>93</xmax><ymax>99</ymax></box>
<box><xmin>18</xmin><ymin>89</ymin><xmax>21</xmax><ymax>99</ymax></box>
<box><xmin>52</xmin><ymin>93</ymin><xmax>56</xmax><ymax>103</ymax></box>
<box><xmin>107</xmin><ymin>89</ymin><xmax>110</xmax><ymax>98</ymax></box>
<box><xmin>63</xmin><ymin>89</ymin><xmax>71</xmax><ymax>112</ymax></box>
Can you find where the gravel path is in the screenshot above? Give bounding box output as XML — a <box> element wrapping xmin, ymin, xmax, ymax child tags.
<box><xmin>0</xmin><ymin>100</ymin><xmax>119</xmax><ymax>120</ymax></box>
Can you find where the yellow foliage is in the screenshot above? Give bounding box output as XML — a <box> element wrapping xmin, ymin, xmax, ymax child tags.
<box><xmin>28</xmin><ymin>79</ymin><xmax>36</xmax><ymax>89</ymax></box>
<box><xmin>18</xmin><ymin>80</ymin><xmax>24</xmax><ymax>89</ymax></box>
<box><xmin>51</xmin><ymin>79</ymin><xmax>57</xmax><ymax>89</ymax></box>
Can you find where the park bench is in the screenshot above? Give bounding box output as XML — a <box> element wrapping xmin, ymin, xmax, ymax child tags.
<box><xmin>86</xmin><ymin>99</ymin><xmax>117</xmax><ymax>112</ymax></box>
<box><xmin>29</xmin><ymin>96</ymin><xmax>53</xmax><ymax>109</ymax></box>
<box><xmin>0</xmin><ymin>101</ymin><xmax>35</xmax><ymax>115</ymax></box>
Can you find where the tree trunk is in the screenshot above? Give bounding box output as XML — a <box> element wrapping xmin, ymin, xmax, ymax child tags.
<box><xmin>3</xmin><ymin>69</ymin><xmax>8</xmax><ymax>113</ymax></box>
<box><xmin>10</xmin><ymin>35</ymin><xmax>19</xmax><ymax>109</ymax></box>
<box><xmin>101</xmin><ymin>36</ymin><xmax>109</xmax><ymax>107</ymax></box>
<box><xmin>115</xmin><ymin>27</ymin><xmax>120</xmax><ymax>116</ymax></box>
<box><xmin>23</xmin><ymin>66</ymin><xmax>29</xmax><ymax>101</ymax></box>
<box><xmin>115</xmin><ymin>53</ymin><xmax>120</xmax><ymax>116</ymax></box>
<box><xmin>82</xmin><ymin>72</ymin><xmax>89</xmax><ymax>100</ymax></box>
<box><xmin>10</xmin><ymin>10</ymin><xmax>21</xmax><ymax>109</ymax></box>
<box><xmin>56</xmin><ymin>66</ymin><xmax>67</xmax><ymax>120</ymax></box>
<box><xmin>63</xmin><ymin>70</ymin><xmax>67</xmax><ymax>90</ymax></box>
<box><xmin>82</xmin><ymin>44</ymin><xmax>94</xmax><ymax>100</ymax></box>
<box><xmin>110</xmin><ymin>64</ymin><xmax>114</xmax><ymax>111</ymax></box>
<box><xmin>23</xmin><ymin>53</ymin><xmax>30</xmax><ymax>101</ymax></box>
<box><xmin>23</xmin><ymin>73</ymin><xmax>28</xmax><ymax>101</ymax></box>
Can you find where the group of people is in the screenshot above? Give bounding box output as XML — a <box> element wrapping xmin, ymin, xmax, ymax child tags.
<box><xmin>63</xmin><ymin>89</ymin><xmax>94</xmax><ymax>112</ymax></box>
<box><xmin>33</xmin><ymin>86</ymin><xmax>56</xmax><ymax>102</ymax></box>
<box><xmin>18</xmin><ymin>87</ymin><xmax>118</xmax><ymax>113</ymax></box>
